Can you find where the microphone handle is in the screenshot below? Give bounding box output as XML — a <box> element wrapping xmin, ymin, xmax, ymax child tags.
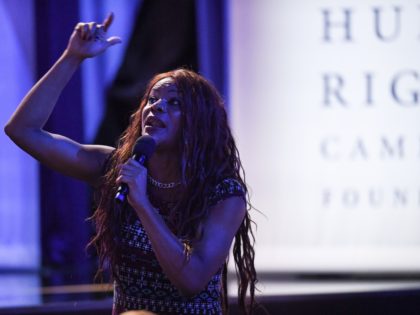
<box><xmin>115</xmin><ymin>183</ymin><xmax>129</xmax><ymax>204</ymax></box>
<box><xmin>114</xmin><ymin>154</ymin><xmax>147</xmax><ymax>204</ymax></box>
<box><xmin>134</xmin><ymin>154</ymin><xmax>146</xmax><ymax>164</ymax></box>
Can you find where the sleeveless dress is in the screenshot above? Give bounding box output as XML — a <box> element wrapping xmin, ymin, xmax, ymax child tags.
<box><xmin>112</xmin><ymin>178</ymin><xmax>245</xmax><ymax>315</ymax></box>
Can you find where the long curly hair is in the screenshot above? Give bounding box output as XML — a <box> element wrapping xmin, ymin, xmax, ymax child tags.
<box><xmin>89</xmin><ymin>69</ymin><xmax>257</xmax><ymax>314</ymax></box>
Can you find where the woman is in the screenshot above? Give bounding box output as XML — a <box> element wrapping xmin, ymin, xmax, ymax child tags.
<box><xmin>5</xmin><ymin>14</ymin><xmax>257</xmax><ymax>315</ymax></box>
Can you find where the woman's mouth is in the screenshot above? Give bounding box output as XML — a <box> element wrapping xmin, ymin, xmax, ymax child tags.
<box><xmin>144</xmin><ymin>116</ymin><xmax>166</xmax><ymax>129</ymax></box>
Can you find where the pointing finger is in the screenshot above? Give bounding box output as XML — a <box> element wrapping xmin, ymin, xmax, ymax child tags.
<box><xmin>103</xmin><ymin>12</ymin><xmax>114</xmax><ymax>31</ymax></box>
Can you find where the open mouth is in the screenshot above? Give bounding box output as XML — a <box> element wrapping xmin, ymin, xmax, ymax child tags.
<box><xmin>145</xmin><ymin>116</ymin><xmax>166</xmax><ymax>128</ymax></box>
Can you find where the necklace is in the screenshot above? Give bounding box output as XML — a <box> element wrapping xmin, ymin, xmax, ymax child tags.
<box><xmin>147</xmin><ymin>174</ymin><xmax>181</xmax><ymax>189</ymax></box>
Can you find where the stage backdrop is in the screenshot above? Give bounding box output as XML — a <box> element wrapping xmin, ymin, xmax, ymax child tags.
<box><xmin>0</xmin><ymin>0</ymin><xmax>39</xmax><ymax>271</ymax></box>
<box><xmin>229</xmin><ymin>0</ymin><xmax>420</xmax><ymax>273</ymax></box>
<box><xmin>0</xmin><ymin>0</ymin><xmax>40</xmax><ymax>307</ymax></box>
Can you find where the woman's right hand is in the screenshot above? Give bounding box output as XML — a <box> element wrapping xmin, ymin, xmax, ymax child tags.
<box><xmin>64</xmin><ymin>12</ymin><xmax>122</xmax><ymax>60</ymax></box>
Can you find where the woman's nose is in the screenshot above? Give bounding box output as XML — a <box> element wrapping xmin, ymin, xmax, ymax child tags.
<box><xmin>151</xmin><ymin>99</ymin><xmax>166</xmax><ymax>112</ymax></box>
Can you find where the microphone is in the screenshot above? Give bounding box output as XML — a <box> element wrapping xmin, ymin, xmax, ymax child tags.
<box><xmin>115</xmin><ymin>135</ymin><xmax>156</xmax><ymax>204</ymax></box>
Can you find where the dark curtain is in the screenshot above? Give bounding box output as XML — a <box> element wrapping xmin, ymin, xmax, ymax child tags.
<box><xmin>35</xmin><ymin>0</ymin><xmax>92</xmax><ymax>292</ymax></box>
<box><xmin>95</xmin><ymin>0</ymin><xmax>198</xmax><ymax>147</ymax></box>
<box><xmin>195</xmin><ymin>0</ymin><xmax>227</xmax><ymax>100</ymax></box>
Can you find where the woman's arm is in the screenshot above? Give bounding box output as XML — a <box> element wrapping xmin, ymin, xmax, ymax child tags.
<box><xmin>140</xmin><ymin>195</ymin><xmax>245</xmax><ymax>297</ymax></box>
<box><xmin>117</xmin><ymin>159</ymin><xmax>246</xmax><ymax>296</ymax></box>
<box><xmin>4</xmin><ymin>14</ymin><xmax>121</xmax><ymax>186</ymax></box>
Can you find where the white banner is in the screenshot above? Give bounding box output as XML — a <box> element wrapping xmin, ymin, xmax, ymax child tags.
<box><xmin>229</xmin><ymin>0</ymin><xmax>420</xmax><ymax>272</ymax></box>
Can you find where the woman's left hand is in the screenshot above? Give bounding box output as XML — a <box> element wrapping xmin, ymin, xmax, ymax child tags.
<box><xmin>116</xmin><ymin>158</ymin><xmax>149</xmax><ymax>209</ymax></box>
<box><xmin>65</xmin><ymin>13</ymin><xmax>122</xmax><ymax>60</ymax></box>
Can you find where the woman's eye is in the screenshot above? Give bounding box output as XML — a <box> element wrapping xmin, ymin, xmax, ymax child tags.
<box><xmin>169</xmin><ymin>98</ymin><xmax>181</xmax><ymax>106</ymax></box>
<box><xmin>148</xmin><ymin>97</ymin><xmax>157</xmax><ymax>104</ymax></box>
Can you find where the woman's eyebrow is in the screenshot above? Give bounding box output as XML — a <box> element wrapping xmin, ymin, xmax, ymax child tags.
<box><xmin>150</xmin><ymin>87</ymin><xmax>178</xmax><ymax>94</ymax></box>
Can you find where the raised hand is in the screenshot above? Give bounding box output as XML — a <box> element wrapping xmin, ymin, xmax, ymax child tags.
<box><xmin>65</xmin><ymin>13</ymin><xmax>122</xmax><ymax>60</ymax></box>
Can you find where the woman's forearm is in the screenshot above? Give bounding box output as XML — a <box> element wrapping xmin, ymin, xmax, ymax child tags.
<box><xmin>4</xmin><ymin>16</ymin><xmax>120</xmax><ymax>184</ymax></box>
<box><xmin>6</xmin><ymin>13</ymin><xmax>121</xmax><ymax>137</ymax></box>
<box><xmin>132</xmin><ymin>201</ymin><xmax>208</xmax><ymax>296</ymax></box>
<box><xmin>5</xmin><ymin>51</ymin><xmax>82</xmax><ymax>136</ymax></box>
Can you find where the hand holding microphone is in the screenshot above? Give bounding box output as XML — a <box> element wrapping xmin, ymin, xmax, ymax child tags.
<box><xmin>115</xmin><ymin>135</ymin><xmax>156</xmax><ymax>204</ymax></box>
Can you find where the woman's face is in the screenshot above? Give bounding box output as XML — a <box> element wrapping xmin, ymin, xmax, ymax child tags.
<box><xmin>141</xmin><ymin>77</ymin><xmax>182</xmax><ymax>151</ymax></box>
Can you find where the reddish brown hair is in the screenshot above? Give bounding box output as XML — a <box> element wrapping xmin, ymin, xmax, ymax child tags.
<box><xmin>89</xmin><ymin>69</ymin><xmax>257</xmax><ymax>314</ymax></box>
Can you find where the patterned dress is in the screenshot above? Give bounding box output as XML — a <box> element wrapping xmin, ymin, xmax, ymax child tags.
<box><xmin>113</xmin><ymin>178</ymin><xmax>245</xmax><ymax>315</ymax></box>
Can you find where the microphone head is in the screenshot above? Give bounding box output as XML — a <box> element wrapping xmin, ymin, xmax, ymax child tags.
<box><xmin>132</xmin><ymin>135</ymin><xmax>156</xmax><ymax>160</ymax></box>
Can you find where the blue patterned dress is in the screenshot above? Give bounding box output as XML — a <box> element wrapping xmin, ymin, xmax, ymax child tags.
<box><xmin>112</xmin><ymin>178</ymin><xmax>245</xmax><ymax>315</ymax></box>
